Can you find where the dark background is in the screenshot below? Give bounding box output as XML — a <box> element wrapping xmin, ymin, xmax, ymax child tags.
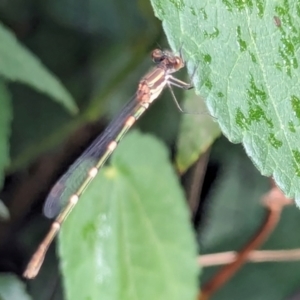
<box><xmin>0</xmin><ymin>0</ymin><xmax>300</xmax><ymax>299</ymax></box>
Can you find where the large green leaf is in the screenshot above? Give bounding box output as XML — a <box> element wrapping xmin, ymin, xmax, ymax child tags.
<box><xmin>151</xmin><ymin>1</ymin><xmax>300</xmax><ymax>204</ymax></box>
<box><xmin>59</xmin><ymin>131</ymin><xmax>199</xmax><ymax>300</ymax></box>
<box><xmin>0</xmin><ymin>22</ymin><xmax>77</xmax><ymax>113</ymax></box>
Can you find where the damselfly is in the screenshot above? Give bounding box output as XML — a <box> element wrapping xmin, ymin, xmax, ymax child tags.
<box><xmin>23</xmin><ymin>48</ymin><xmax>193</xmax><ymax>279</ymax></box>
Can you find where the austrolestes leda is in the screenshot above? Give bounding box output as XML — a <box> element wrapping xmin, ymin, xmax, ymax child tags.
<box><xmin>23</xmin><ymin>48</ymin><xmax>193</xmax><ymax>279</ymax></box>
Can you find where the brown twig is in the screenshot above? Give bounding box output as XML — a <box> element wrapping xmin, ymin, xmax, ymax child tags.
<box><xmin>199</xmin><ymin>249</ymin><xmax>300</xmax><ymax>266</ymax></box>
<box><xmin>198</xmin><ymin>181</ymin><xmax>292</xmax><ymax>300</ymax></box>
<box><xmin>184</xmin><ymin>149</ymin><xmax>210</xmax><ymax>216</ymax></box>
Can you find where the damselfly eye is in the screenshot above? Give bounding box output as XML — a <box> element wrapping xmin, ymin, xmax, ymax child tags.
<box><xmin>152</xmin><ymin>49</ymin><xmax>164</xmax><ymax>63</ymax></box>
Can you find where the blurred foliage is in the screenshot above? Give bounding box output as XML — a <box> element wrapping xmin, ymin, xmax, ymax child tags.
<box><xmin>0</xmin><ymin>274</ymin><xmax>31</xmax><ymax>300</ymax></box>
<box><xmin>199</xmin><ymin>137</ymin><xmax>300</xmax><ymax>300</ymax></box>
<box><xmin>0</xmin><ymin>0</ymin><xmax>299</xmax><ymax>300</ymax></box>
<box><xmin>0</xmin><ymin>200</ymin><xmax>10</xmax><ymax>221</ymax></box>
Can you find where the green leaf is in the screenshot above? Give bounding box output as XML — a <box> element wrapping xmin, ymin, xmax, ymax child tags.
<box><xmin>0</xmin><ymin>22</ymin><xmax>77</xmax><ymax>114</ymax></box>
<box><xmin>176</xmin><ymin>93</ymin><xmax>221</xmax><ymax>173</ymax></box>
<box><xmin>150</xmin><ymin>1</ymin><xmax>300</xmax><ymax>204</ymax></box>
<box><xmin>0</xmin><ymin>79</ymin><xmax>12</xmax><ymax>188</ymax></box>
<box><xmin>0</xmin><ymin>200</ymin><xmax>10</xmax><ymax>221</ymax></box>
<box><xmin>0</xmin><ymin>274</ymin><xmax>31</xmax><ymax>300</ymax></box>
<box><xmin>59</xmin><ymin>131</ymin><xmax>199</xmax><ymax>300</ymax></box>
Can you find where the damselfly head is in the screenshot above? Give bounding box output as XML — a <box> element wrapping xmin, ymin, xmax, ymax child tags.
<box><xmin>151</xmin><ymin>49</ymin><xmax>184</xmax><ymax>72</ymax></box>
